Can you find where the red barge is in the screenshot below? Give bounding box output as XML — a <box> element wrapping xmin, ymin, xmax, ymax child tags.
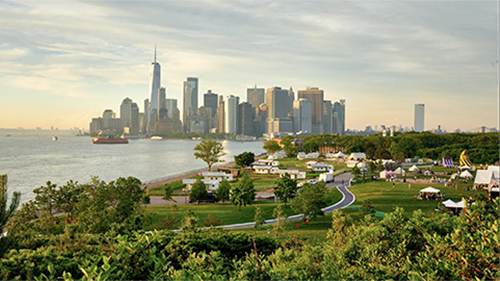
<box><xmin>92</xmin><ymin>137</ymin><xmax>128</xmax><ymax>144</ymax></box>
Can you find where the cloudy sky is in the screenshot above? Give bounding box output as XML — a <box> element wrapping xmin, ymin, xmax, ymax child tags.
<box><xmin>0</xmin><ymin>0</ymin><xmax>498</xmax><ymax>132</ymax></box>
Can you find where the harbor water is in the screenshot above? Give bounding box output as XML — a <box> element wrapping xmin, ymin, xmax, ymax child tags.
<box><xmin>0</xmin><ymin>135</ymin><xmax>266</xmax><ymax>204</ymax></box>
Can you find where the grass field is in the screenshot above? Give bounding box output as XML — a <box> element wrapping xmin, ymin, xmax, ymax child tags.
<box><xmin>349</xmin><ymin>178</ymin><xmax>486</xmax><ymax>216</ymax></box>
<box><xmin>144</xmin><ymin>186</ymin><xmax>343</xmax><ymax>231</ymax></box>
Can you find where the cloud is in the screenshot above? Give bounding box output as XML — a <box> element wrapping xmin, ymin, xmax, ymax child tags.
<box><xmin>0</xmin><ymin>0</ymin><xmax>497</xmax><ymax>130</ymax></box>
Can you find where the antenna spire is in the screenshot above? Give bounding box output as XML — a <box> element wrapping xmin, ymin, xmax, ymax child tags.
<box><xmin>154</xmin><ymin>44</ymin><xmax>157</xmax><ymax>63</ymax></box>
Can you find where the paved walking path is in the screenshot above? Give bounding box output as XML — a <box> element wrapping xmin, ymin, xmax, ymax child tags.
<box><xmin>219</xmin><ymin>173</ymin><xmax>355</xmax><ymax>229</ymax></box>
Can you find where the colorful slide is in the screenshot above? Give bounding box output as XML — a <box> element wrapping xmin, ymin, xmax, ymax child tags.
<box><xmin>442</xmin><ymin>156</ymin><xmax>455</xmax><ymax>168</ymax></box>
<box><xmin>459</xmin><ymin>150</ymin><xmax>474</xmax><ymax>167</ymax></box>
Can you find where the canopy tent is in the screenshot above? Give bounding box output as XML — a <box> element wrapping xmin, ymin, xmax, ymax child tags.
<box><xmin>451</xmin><ymin>173</ymin><xmax>460</xmax><ymax>180</ymax></box>
<box><xmin>356</xmin><ymin>162</ymin><xmax>367</xmax><ymax>169</ymax></box>
<box><xmin>333</xmin><ymin>152</ymin><xmax>347</xmax><ymax>158</ymax></box>
<box><xmin>420</xmin><ymin>187</ymin><xmax>440</xmax><ymax>193</ymax></box>
<box><xmin>474</xmin><ymin>170</ymin><xmax>494</xmax><ymax>185</ymax></box>
<box><xmin>442</xmin><ymin>199</ymin><xmax>465</xmax><ymax>208</ymax></box>
<box><xmin>460</xmin><ymin>165</ymin><xmax>472</xmax><ymax>170</ymax></box>
<box><xmin>380</xmin><ymin>170</ymin><xmax>397</xmax><ymax>178</ymax></box>
<box><xmin>487</xmin><ymin>166</ymin><xmax>500</xmax><ymax>179</ymax></box>
<box><xmin>408</xmin><ymin>165</ymin><xmax>420</xmax><ymax>172</ymax></box>
<box><xmin>395</xmin><ymin>167</ymin><xmax>406</xmax><ymax>174</ymax></box>
<box><xmin>460</xmin><ymin>170</ymin><xmax>473</xmax><ymax>179</ymax></box>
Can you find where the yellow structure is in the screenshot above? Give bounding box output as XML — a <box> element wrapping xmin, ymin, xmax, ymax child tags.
<box><xmin>459</xmin><ymin>150</ymin><xmax>473</xmax><ymax>167</ymax></box>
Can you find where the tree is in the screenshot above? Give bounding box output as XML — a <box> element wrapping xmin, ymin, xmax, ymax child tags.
<box><xmin>0</xmin><ymin>175</ymin><xmax>20</xmax><ymax>231</ymax></box>
<box><xmin>193</xmin><ymin>139</ymin><xmax>226</xmax><ymax>171</ymax></box>
<box><xmin>272</xmin><ymin>204</ymin><xmax>287</xmax><ymax>237</ymax></box>
<box><xmin>189</xmin><ymin>179</ymin><xmax>208</xmax><ymax>205</ymax></box>
<box><xmin>351</xmin><ymin>166</ymin><xmax>361</xmax><ymax>179</ymax></box>
<box><xmin>291</xmin><ymin>181</ymin><xmax>328</xmax><ymax>220</ymax></box>
<box><xmin>234</xmin><ymin>152</ymin><xmax>255</xmax><ymax>168</ymax></box>
<box><xmin>281</xmin><ymin>136</ymin><xmax>298</xmax><ymax>158</ymax></box>
<box><xmin>0</xmin><ymin>175</ymin><xmax>21</xmax><ymax>258</ymax></box>
<box><xmin>274</xmin><ymin>173</ymin><xmax>297</xmax><ymax>207</ymax></box>
<box><xmin>362</xmin><ymin>199</ymin><xmax>376</xmax><ymax>216</ymax></box>
<box><xmin>254</xmin><ymin>206</ymin><xmax>266</xmax><ymax>228</ymax></box>
<box><xmin>263</xmin><ymin>140</ymin><xmax>281</xmax><ymax>155</ymax></box>
<box><xmin>216</xmin><ymin>179</ymin><xmax>230</xmax><ymax>204</ymax></box>
<box><xmin>230</xmin><ymin>174</ymin><xmax>255</xmax><ymax>211</ymax></box>
<box><xmin>302</xmin><ymin>141</ymin><xmax>319</xmax><ymax>154</ymax></box>
<box><xmin>53</xmin><ymin>180</ymin><xmax>84</xmax><ymax>219</ymax></box>
<box><xmin>162</xmin><ymin>186</ymin><xmax>177</xmax><ymax>204</ymax></box>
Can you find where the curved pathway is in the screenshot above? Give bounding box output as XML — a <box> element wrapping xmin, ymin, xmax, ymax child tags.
<box><xmin>220</xmin><ymin>174</ymin><xmax>356</xmax><ymax>229</ymax></box>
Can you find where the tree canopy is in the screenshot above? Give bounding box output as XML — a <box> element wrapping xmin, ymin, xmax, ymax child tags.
<box><xmin>273</xmin><ymin>173</ymin><xmax>298</xmax><ymax>207</ymax></box>
<box><xmin>230</xmin><ymin>174</ymin><xmax>255</xmax><ymax>211</ymax></box>
<box><xmin>263</xmin><ymin>140</ymin><xmax>281</xmax><ymax>155</ymax></box>
<box><xmin>193</xmin><ymin>139</ymin><xmax>226</xmax><ymax>171</ymax></box>
<box><xmin>234</xmin><ymin>151</ymin><xmax>255</xmax><ymax>168</ymax></box>
<box><xmin>291</xmin><ymin>181</ymin><xmax>328</xmax><ymax>220</ymax></box>
<box><xmin>189</xmin><ymin>179</ymin><xmax>208</xmax><ymax>204</ymax></box>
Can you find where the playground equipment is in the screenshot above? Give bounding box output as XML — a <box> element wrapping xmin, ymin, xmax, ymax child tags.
<box><xmin>459</xmin><ymin>150</ymin><xmax>474</xmax><ymax>168</ymax></box>
<box><xmin>442</xmin><ymin>156</ymin><xmax>454</xmax><ymax>168</ymax></box>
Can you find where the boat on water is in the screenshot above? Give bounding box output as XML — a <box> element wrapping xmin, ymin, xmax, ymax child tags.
<box><xmin>52</xmin><ymin>136</ymin><xmax>58</xmax><ymax>141</ymax></box>
<box><xmin>92</xmin><ymin>136</ymin><xmax>128</xmax><ymax>144</ymax></box>
<box><xmin>150</xmin><ymin>136</ymin><xmax>163</xmax><ymax>140</ymax></box>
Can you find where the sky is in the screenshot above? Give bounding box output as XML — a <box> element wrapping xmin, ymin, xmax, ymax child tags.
<box><xmin>0</xmin><ymin>0</ymin><xmax>498</xmax><ymax>132</ymax></box>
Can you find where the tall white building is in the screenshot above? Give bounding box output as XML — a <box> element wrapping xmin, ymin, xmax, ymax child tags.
<box><xmin>224</xmin><ymin>95</ymin><xmax>238</xmax><ymax>134</ymax></box>
<box><xmin>414</xmin><ymin>104</ymin><xmax>425</xmax><ymax>132</ymax></box>
<box><xmin>149</xmin><ymin>47</ymin><xmax>161</xmax><ymax>119</ymax></box>
<box><xmin>183</xmin><ymin>77</ymin><xmax>198</xmax><ymax>132</ymax></box>
<box><xmin>293</xmin><ymin>98</ymin><xmax>312</xmax><ymax>133</ymax></box>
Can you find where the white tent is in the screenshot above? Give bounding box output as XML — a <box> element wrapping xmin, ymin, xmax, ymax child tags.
<box><xmin>460</xmin><ymin>165</ymin><xmax>472</xmax><ymax>170</ymax></box>
<box><xmin>474</xmin><ymin>170</ymin><xmax>494</xmax><ymax>185</ymax></box>
<box><xmin>450</xmin><ymin>173</ymin><xmax>460</xmax><ymax>180</ymax></box>
<box><xmin>487</xmin><ymin>166</ymin><xmax>500</xmax><ymax>179</ymax></box>
<box><xmin>408</xmin><ymin>165</ymin><xmax>419</xmax><ymax>172</ymax></box>
<box><xmin>460</xmin><ymin>170</ymin><xmax>473</xmax><ymax>179</ymax></box>
<box><xmin>333</xmin><ymin>152</ymin><xmax>347</xmax><ymax>158</ymax></box>
<box><xmin>419</xmin><ymin>187</ymin><xmax>440</xmax><ymax>193</ymax></box>
<box><xmin>395</xmin><ymin>167</ymin><xmax>406</xmax><ymax>174</ymax></box>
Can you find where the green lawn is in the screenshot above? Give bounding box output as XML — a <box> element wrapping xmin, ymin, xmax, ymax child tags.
<box><xmin>148</xmin><ymin>180</ymin><xmax>187</xmax><ymax>196</ymax></box>
<box><xmin>144</xmin><ymin>187</ymin><xmax>343</xmax><ymax>232</ymax></box>
<box><xmin>144</xmin><ymin>201</ymin><xmax>297</xmax><ymax>231</ymax></box>
<box><xmin>349</xmin><ymin>178</ymin><xmax>486</xmax><ymax>216</ymax></box>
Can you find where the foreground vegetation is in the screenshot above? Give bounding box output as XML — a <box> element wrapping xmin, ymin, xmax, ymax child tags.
<box><xmin>1</xmin><ymin>197</ymin><xmax>497</xmax><ymax>280</ymax></box>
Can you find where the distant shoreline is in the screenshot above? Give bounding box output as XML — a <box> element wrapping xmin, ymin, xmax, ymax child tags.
<box><xmin>141</xmin><ymin>152</ymin><xmax>268</xmax><ymax>190</ymax></box>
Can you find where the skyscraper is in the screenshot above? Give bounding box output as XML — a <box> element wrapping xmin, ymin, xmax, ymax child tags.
<box><xmin>142</xmin><ymin>98</ymin><xmax>149</xmax><ymax>135</ymax></box>
<box><xmin>130</xmin><ymin>102</ymin><xmax>140</xmax><ymax>135</ymax></box>
<box><xmin>165</xmin><ymin>99</ymin><xmax>177</xmax><ymax>119</ymax></box>
<box><xmin>224</xmin><ymin>95</ymin><xmax>238</xmax><ymax>134</ymax></box>
<box><xmin>293</xmin><ymin>98</ymin><xmax>312</xmax><ymax>133</ymax></box>
<box><xmin>332</xmin><ymin>100</ymin><xmax>345</xmax><ymax>135</ymax></box>
<box><xmin>218</xmin><ymin>96</ymin><xmax>225</xmax><ymax>133</ymax></box>
<box><xmin>120</xmin><ymin>97</ymin><xmax>132</xmax><ymax>128</ymax></box>
<box><xmin>322</xmin><ymin>100</ymin><xmax>332</xmax><ymax>134</ymax></box>
<box><xmin>247</xmin><ymin>85</ymin><xmax>265</xmax><ymax>108</ymax></box>
<box><xmin>158</xmin><ymin>87</ymin><xmax>166</xmax><ymax>110</ymax></box>
<box><xmin>237</xmin><ymin>102</ymin><xmax>255</xmax><ymax>136</ymax></box>
<box><xmin>297</xmin><ymin>87</ymin><xmax>324</xmax><ymax>134</ymax></box>
<box><xmin>149</xmin><ymin>47</ymin><xmax>161</xmax><ymax>121</ymax></box>
<box><xmin>203</xmin><ymin>90</ymin><xmax>218</xmax><ymax>117</ymax></box>
<box><xmin>183</xmin><ymin>77</ymin><xmax>198</xmax><ymax>132</ymax></box>
<box><xmin>414</xmin><ymin>104</ymin><xmax>425</xmax><ymax>132</ymax></box>
<box><xmin>266</xmin><ymin>87</ymin><xmax>289</xmax><ymax>119</ymax></box>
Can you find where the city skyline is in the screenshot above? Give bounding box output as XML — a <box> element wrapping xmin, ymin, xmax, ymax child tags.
<box><xmin>0</xmin><ymin>1</ymin><xmax>498</xmax><ymax>131</ymax></box>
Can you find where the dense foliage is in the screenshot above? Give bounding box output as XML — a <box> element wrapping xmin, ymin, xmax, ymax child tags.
<box><xmin>2</xmin><ymin>198</ymin><xmax>497</xmax><ymax>280</ymax></box>
<box><xmin>298</xmin><ymin>132</ymin><xmax>499</xmax><ymax>164</ymax></box>
<box><xmin>234</xmin><ymin>151</ymin><xmax>255</xmax><ymax>168</ymax></box>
